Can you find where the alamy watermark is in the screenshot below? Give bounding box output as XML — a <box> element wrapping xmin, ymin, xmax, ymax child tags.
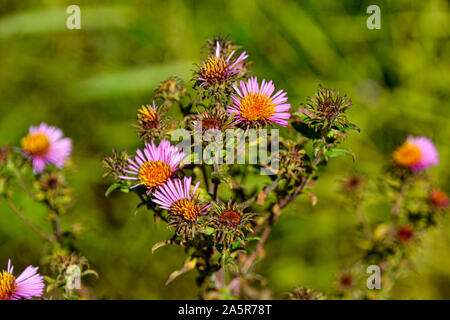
<box><xmin>65</xmin><ymin>265</ymin><xmax>81</xmax><ymax>290</ymax></box>
<box><xmin>366</xmin><ymin>5</ymin><xmax>381</xmax><ymax>30</ymax></box>
<box><xmin>66</xmin><ymin>5</ymin><xmax>81</xmax><ymax>30</ymax></box>
<box><xmin>170</xmin><ymin>126</ymin><xmax>279</xmax><ymax>175</ymax></box>
<box><xmin>366</xmin><ymin>265</ymin><xmax>381</xmax><ymax>290</ymax></box>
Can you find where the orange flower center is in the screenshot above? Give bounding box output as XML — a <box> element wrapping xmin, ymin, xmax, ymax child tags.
<box><xmin>239</xmin><ymin>92</ymin><xmax>275</xmax><ymax>121</ymax></box>
<box><xmin>219</xmin><ymin>210</ymin><xmax>241</xmax><ymax>228</ymax></box>
<box><xmin>171</xmin><ymin>199</ymin><xmax>201</xmax><ymax>222</ymax></box>
<box><xmin>138</xmin><ymin>161</ymin><xmax>172</xmax><ymax>189</ymax></box>
<box><xmin>393</xmin><ymin>142</ymin><xmax>421</xmax><ymax>167</ymax></box>
<box><xmin>138</xmin><ymin>105</ymin><xmax>158</xmax><ymax>123</ymax></box>
<box><xmin>21</xmin><ymin>133</ymin><xmax>50</xmax><ymax>156</ymax></box>
<box><xmin>0</xmin><ymin>271</ymin><xmax>17</xmax><ymax>300</ymax></box>
<box><xmin>201</xmin><ymin>57</ymin><xmax>228</xmax><ymax>83</ymax></box>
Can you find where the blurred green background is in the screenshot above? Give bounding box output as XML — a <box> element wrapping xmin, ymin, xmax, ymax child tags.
<box><xmin>0</xmin><ymin>0</ymin><xmax>449</xmax><ymax>299</ymax></box>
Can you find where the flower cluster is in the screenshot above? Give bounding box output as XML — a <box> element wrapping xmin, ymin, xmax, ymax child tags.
<box><xmin>103</xmin><ymin>35</ymin><xmax>360</xmax><ymax>298</ymax></box>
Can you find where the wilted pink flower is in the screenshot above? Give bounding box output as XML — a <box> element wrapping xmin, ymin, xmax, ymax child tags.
<box><xmin>119</xmin><ymin>139</ymin><xmax>186</xmax><ymax>194</ymax></box>
<box><xmin>152</xmin><ymin>176</ymin><xmax>211</xmax><ymax>222</ymax></box>
<box><xmin>21</xmin><ymin>123</ymin><xmax>72</xmax><ymax>174</ymax></box>
<box><xmin>393</xmin><ymin>136</ymin><xmax>439</xmax><ymax>171</ymax></box>
<box><xmin>227</xmin><ymin>77</ymin><xmax>291</xmax><ymax>127</ymax></box>
<box><xmin>0</xmin><ymin>259</ymin><xmax>45</xmax><ymax>300</ymax></box>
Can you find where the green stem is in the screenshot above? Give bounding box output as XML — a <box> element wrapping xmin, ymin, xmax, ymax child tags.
<box><xmin>3</xmin><ymin>197</ymin><xmax>56</xmax><ymax>243</ymax></box>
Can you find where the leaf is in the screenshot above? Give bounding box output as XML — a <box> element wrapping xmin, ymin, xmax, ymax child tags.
<box><xmin>44</xmin><ymin>276</ymin><xmax>55</xmax><ymax>284</ymax></box>
<box><xmin>200</xmin><ymin>226</ymin><xmax>215</xmax><ymax>235</ymax></box>
<box><xmin>292</xmin><ymin>121</ymin><xmax>321</xmax><ymax>139</ymax></box>
<box><xmin>81</xmin><ymin>269</ymin><xmax>99</xmax><ymax>279</ymax></box>
<box><xmin>324</xmin><ymin>148</ymin><xmax>355</xmax><ymax>161</ymax></box>
<box><xmin>165</xmin><ymin>258</ymin><xmax>197</xmax><ymax>285</ymax></box>
<box><xmin>345</xmin><ymin>121</ymin><xmax>361</xmax><ymax>133</ymax></box>
<box><xmin>305</xmin><ymin>191</ymin><xmax>318</xmax><ymax>206</ymax></box>
<box><xmin>119</xmin><ymin>186</ymin><xmax>130</xmax><ymax>193</ymax></box>
<box><xmin>292</xmin><ymin>111</ymin><xmax>312</xmax><ymax>121</ymax></box>
<box><xmin>245</xmin><ymin>236</ymin><xmax>261</xmax><ymax>242</ymax></box>
<box><xmin>152</xmin><ymin>240</ymin><xmax>172</xmax><ymax>254</ymax></box>
<box><xmin>105</xmin><ymin>182</ymin><xmax>121</xmax><ymax>197</ymax></box>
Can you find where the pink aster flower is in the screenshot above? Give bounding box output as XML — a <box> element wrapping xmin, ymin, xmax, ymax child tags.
<box><xmin>196</xmin><ymin>41</ymin><xmax>248</xmax><ymax>87</ymax></box>
<box><xmin>119</xmin><ymin>139</ymin><xmax>186</xmax><ymax>194</ymax></box>
<box><xmin>227</xmin><ymin>77</ymin><xmax>291</xmax><ymax>127</ymax></box>
<box><xmin>393</xmin><ymin>136</ymin><xmax>439</xmax><ymax>171</ymax></box>
<box><xmin>152</xmin><ymin>176</ymin><xmax>211</xmax><ymax>222</ymax></box>
<box><xmin>0</xmin><ymin>259</ymin><xmax>45</xmax><ymax>300</ymax></box>
<box><xmin>21</xmin><ymin>123</ymin><xmax>72</xmax><ymax>174</ymax></box>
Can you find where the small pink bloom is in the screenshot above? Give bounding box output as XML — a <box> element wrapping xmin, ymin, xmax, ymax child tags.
<box><xmin>152</xmin><ymin>176</ymin><xmax>211</xmax><ymax>221</ymax></box>
<box><xmin>393</xmin><ymin>136</ymin><xmax>439</xmax><ymax>171</ymax></box>
<box><xmin>119</xmin><ymin>139</ymin><xmax>186</xmax><ymax>194</ymax></box>
<box><xmin>227</xmin><ymin>77</ymin><xmax>291</xmax><ymax>127</ymax></box>
<box><xmin>21</xmin><ymin>123</ymin><xmax>72</xmax><ymax>174</ymax></box>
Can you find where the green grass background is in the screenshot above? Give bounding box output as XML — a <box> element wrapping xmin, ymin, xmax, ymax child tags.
<box><xmin>0</xmin><ymin>0</ymin><xmax>448</xmax><ymax>299</ymax></box>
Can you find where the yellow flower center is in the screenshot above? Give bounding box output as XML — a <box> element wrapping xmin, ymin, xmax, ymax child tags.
<box><xmin>219</xmin><ymin>210</ymin><xmax>241</xmax><ymax>228</ymax></box>
<box><xmin>0</xmin><ymin>271</ymin><xmax>17</xmax><ymax>300</ymax></box>
<box><xmin>138</xmin><ymin>105</ymin><xmax>158</xmax><ymax>123</ymax></box>
<box><xmin>393</xmin><ymin>142</ymin><xmax>421</xmax><ymax>167</ymax></box>
<box><xmin>138</xmin><ymin>161</ymin><xmax>172</xmax><ymax>189</ymax></box>
<box><xmin>200</xmin><ymin>57</ymin><xmax>228</xmax><ymax>83</ymax></box>
<box><xmin>21</xmin><ymin>133</ymin><xmax>50</xmax><ymax>156</ymax></box>
<box><xmin>239</xmin><ymin>92</ymin><xmax>275</xmax><ymax>121</ymax></box>
<box><xmin>171</xmin><ymin>199</ymin><xmax>201</xmax><ymax>222</ymax></box>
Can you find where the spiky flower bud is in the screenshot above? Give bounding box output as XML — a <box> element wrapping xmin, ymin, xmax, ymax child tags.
<box><xmin>154</xmin><ymin>76</ymin><xmax>187</xmax><ymax>102</ymax></box>
<box><xmin>299</xmin><ymin>86</ymin><xmax>355</xmax><ymax>132</ymax></box>
<box><xmin>102</xmin><ymin>149</ymin><xmax>128</xmax><ymax>181</ymax></box>
<box><xmin>279</xmin><ymin>142</ymin><xmax>306</xmax><ymax>179</ymax></box>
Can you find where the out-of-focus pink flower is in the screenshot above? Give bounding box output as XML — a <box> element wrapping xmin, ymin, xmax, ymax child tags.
<box><xmin>393</xmin><ymin>136</ymin><xmax>438</xmax><ymax>171</ymax></box>
<box><xmin>21</xmin><ymin>123</ymin><xmax>72</xmax><ymax>174</ymax></box>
